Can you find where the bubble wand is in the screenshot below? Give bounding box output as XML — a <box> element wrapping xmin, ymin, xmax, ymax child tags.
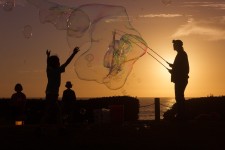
<box><xmin>115</xmin><ymin>30</ymin><xmax>169</xmax><ymax>70</ymax></box>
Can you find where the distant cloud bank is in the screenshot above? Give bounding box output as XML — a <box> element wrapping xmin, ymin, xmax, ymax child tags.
<box><xmin>139</xmin><ymin>14</ymin><xmax>182</xmax><ymax>18</ymax></box>
<box><xmin>183</xmin><ymin>1</ymin><xmax>225</xmax><ymax>10</ymax></box>
<box><xmin>172</xmin><ymin>19</ymin><xmax>225</xmax><ymax>41</ymax></box>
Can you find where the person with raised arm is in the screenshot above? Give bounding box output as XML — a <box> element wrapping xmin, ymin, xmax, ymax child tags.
<box><xmin>43</xmin><ymin>47</ymin><xmax>79</xmax><ymax>125</ymax></box>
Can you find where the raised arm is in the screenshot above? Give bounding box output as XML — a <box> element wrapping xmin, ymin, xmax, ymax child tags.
<box><xmin>46</xmin><ymin>49</ymin><xmax>51</xmax><ymax>62</ymax></box>
<box><xmin>62</xmin><ymin>47</ymin><xmax>80</xmax><ymax>68</ymax></box>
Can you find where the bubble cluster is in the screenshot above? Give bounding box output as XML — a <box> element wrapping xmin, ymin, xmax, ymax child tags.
<box><xmin>27</xmin><ymin>0</ymin><xmax>148</xmax><ymax>90</ymax></box>
<box><xmin>2</xmin><ymin>0</ymin><xmax>15</xmax><ymax>11</ymax></box>
<box><xmin>100</xmin><ymin>32</ymin><xmax>147</xmax><ymax>89</ymax></box>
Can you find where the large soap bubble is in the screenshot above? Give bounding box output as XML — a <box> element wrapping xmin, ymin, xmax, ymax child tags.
<box><xmin>67</xmin><ymin>8</ymin><xmax>91</xmax><ymax>48</ymax></box>
<box><xmin>69</xmin><ymin>4</ymin><xmax>148</xmax><ymax>90</ymax></box>
<box><xmin>26</xmin><ymin>0</ymin><xmax>148</xmax><ymax>90</ymax></box>
<box><xmin>102</xmin><ymin>32</ymin><xmax>147</xmax><ymax>89</ymax></box>
<box><xmin>27</xmin><ymin>0</ymin><xmax>73</xmax><ymax>30</ymax></box>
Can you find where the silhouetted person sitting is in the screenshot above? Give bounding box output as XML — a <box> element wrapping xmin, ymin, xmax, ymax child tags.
<box><xmin>10</xmin><ymin>83</ymin><xmax>27</xmax><ymax>123</ymax></box>
<box><xmin>62</xmin><ymin>81</ymin><xmax>76</xmax><ymax>124</ymax></box>
<box><xmin>167</xmin><ymin>40</ymin><xmax>189</xmax><ymax>121</ymax></box>
<box><xmin>42</xmin><ymin>47</ymin><xmax>79</xmax><ymax>125</ymax></box>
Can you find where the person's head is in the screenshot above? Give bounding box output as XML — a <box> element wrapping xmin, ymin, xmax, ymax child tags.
<box><xmin>65</xmin><ymin>81</ymin><xmax>72</xmax><ymax>89</ymax></box>
<box><xmin>14</xmin><ymin>83</ymin><xmax>23</xmax><ymax>92</ymax></box>
<box><xmin>47</xmin><ymin>55</ymin><xmax>60</xmax><ymax>68</ymax></box>
<box><xmin>172</xmin><ymin>40</ymin><xmax>183</xmax><ymax>51</ymax></box>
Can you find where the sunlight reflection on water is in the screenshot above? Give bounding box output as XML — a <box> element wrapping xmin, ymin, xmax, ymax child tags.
<box><xmin>138</xmin><ymin>97</ymin><xmax>176</xmax><ymax>120</ymax></box>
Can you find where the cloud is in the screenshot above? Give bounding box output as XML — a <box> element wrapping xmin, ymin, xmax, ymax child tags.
<box><xmin>202</xmin><ymin>4</ymin><xmax>225</xmax><ymax>10</ymax></box>
<box><xmin>183</xmin><ymin>1</ymin><xmax>225</xmax><ymax>10</ymax></box>
<box><xmin>139</xmin><ymin>13</ymin><xmax>183</xmax><ymax>18</ymax></box>
<box><xmin>172</xmin><ymin>18</ymin><xmax>225</xmax><ymax>41</ymax></box>
<box><xmin>105</xmin><ymin>13</ymin><xmax>183</xmax><ymax>23</ymax></box>
<box><xmin>105</xmin><ymin>16</ymin><xmax>132</xmax><ymax>23</ymax></box>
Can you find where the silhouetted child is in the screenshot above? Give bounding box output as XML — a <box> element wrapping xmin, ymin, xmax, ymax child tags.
<box><xmin>62</xmin><ymin>81</ymin><xmax>76</xmax><ymax>124</ymax></box>
<box><xmin>42</xmin><ymin>47</ymin><xmax>79</xmax><ymax>125</ymax></box>
<box><xmin>10</xmin><ymin>83</ymin><xmax>27</xmax><ymax>124</ymax></box>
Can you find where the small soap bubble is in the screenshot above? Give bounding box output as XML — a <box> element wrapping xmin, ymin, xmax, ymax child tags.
<box><xmin>85</xmin><ymin>54</ymin><xmax>94</xmax><ymax>62</ymax></box>
<box><xmin>23</xmin><ymin>25</ymin><xmax>32</xmax><ymax>39</ymax></box>
<box><xmin>161</xmin><ymin>0</ymin><xmax>172</xmax><ymax>6</ymax></box>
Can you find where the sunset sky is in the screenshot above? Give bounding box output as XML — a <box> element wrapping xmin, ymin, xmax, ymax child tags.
<box><xmin>0</xmin><ymin>0</ymin><xmax>225</xmax><ymax>99</ymax></box>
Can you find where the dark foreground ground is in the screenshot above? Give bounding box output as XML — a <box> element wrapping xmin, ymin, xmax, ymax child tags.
<box><xmin>0</xmin><ymin>120</ymin><xmax>225</xmax><ymax>150</ymax></box>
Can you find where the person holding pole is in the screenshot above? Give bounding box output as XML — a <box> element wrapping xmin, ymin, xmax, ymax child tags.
<box><xmin>167</xmin><ymin>40</ymin><xmax>189</xmax><ymax>121</ymax></box>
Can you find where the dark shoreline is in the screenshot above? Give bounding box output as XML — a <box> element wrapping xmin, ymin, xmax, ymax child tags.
<box><xmin>1</xmin><ymin>95</ymin><xmax>225</xmax><ymax>122</ymax></box>
<box><xmin>0</xmin><ymin>120</ymin><xmax>225</xmax><ymax>149</ymax></box>
<box><xmin>1</xmin><ymin>96</ymin><xmax>225</xmax><ymax>149</ymax></box>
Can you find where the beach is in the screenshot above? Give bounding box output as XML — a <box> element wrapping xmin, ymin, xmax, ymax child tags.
<box><xmin>0</xmin><ymin>120</ymin><xmax>225</xmax><ymax>150</ymax></box>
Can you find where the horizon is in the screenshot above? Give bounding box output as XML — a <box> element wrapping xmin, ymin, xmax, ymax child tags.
<box><xmin>1</xmin><ymin>95</ymin><xmax>221</xmax><ymax>100</ymax></box>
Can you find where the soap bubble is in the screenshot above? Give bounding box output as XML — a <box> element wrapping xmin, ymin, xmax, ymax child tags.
<box><xmin>27</xmin><ymin>1</ymin><xmax>149</xmax><ymax>90</ymax></box>
<box><xmin>2</xmin><ymin>0</ymin><xmax>15</xmax><ymax>12</ymax></box>
<box><xmin>161</xmin><ymin>0</ymin><xmax>172</xmax><ymax>6</ymax></box>
<box><xmin>23</xmin><ymin>25</ymin><xmax>32</xmax><ymax>39</ymax></box>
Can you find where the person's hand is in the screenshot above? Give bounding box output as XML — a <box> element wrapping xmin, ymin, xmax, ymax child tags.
<box><xmin>167</xmin><ymin>62</ymin><xmax>173</xmax><ymax>68</ymax></box>
<box><xmin>46</xmin><ymin>49</ymin><xmax>51</xmax><ymax>57</ymax></box>
<box><xmin>73</xmin><ymin>47</ymin><xmax>80</xmax><ymax>54</ymax></box>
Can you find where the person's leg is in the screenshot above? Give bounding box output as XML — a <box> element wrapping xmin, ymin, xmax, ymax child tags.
<box><xmin>41</xmin><ymin>94</ymin><xmax>58</xmax><ymax>124</ymax></box>
<box><xmin>175</xmin><ymin>81</ymin><xmax>188</xmax><ymax>120</ymax></box>
<box><xmin>56</xmin><ymin>100</ymin><xmax>64</xmax><ymax>125</ymax></box>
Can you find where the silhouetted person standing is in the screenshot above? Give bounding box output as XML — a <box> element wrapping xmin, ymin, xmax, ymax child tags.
<box><xmin>168</xmin><ymin>40</ymin><xmax>189</xmax><ymax>120</ymax></box>
<box><xmin>62</xmin><ymin>81</ymin><xmax>76</xmax><ymax>124</ymax></box>
<box><xmin>42</xmin><ymin>47</ymin><xmax>79</xmax><ymax>125</ymax></box>
<box><xmin>10</xmin><ymin>83</ymin><xmax>27</xmax><ymax>123</ymax></box>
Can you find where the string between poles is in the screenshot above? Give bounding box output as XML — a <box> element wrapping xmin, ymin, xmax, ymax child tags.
<box><xmin>115</xmin><ymin>30</ymin><xmax>170</xmax><ymax>70</ymax></box>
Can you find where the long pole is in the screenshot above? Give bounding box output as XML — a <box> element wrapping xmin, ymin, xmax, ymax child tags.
<box><xmin>147</xmin><ymin>52</ymin><xmax>169</xmax><ymax>70</ymax></box>
<box><xmin>116</xmin><ymin>29</ymin><xmax>169</xmax><ymax>64</ymax></box>
<box><xmin>115</xmin><ymin>30</ymin><xmax>169</xmax><ymax>70</ymax></box>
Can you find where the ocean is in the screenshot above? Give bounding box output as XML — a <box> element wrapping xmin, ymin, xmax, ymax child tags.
<box><xmin>78</xmin><ymin>97</ymin><xmax>176</xmax><ymax>121</ymax></box>
<box><xmin>138</xmin><ymin>97</ymin><xmax>176</xmax><ymax>120</ymax></box>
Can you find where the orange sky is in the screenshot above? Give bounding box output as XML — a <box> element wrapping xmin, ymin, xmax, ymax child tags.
<box><xmin>0</xmin><ymin>0</ymin><xmax>225</xmax><ymax>98</ymax></box>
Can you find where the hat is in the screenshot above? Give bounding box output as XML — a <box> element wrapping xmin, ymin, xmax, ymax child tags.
<box><xmin>65</xmin><ymin>81</ymin><xmax>72</xmax><ymax>88</ymax></box>
<box><xmin>172</xmin><ymin>40</ymin><xmax>183</xmax><ymax>46</ymax></box>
